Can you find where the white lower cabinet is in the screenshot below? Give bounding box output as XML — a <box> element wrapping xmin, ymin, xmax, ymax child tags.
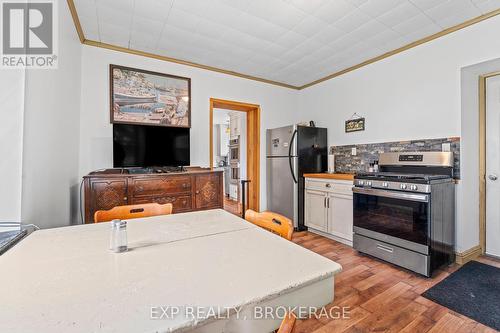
<box><xmin>305</xmin><ymin>189</ymin><xmax>328</xmax><ymax>232</ymax></box>
<box><xmin>305</xmin><ymin>178</ymin><xmax>353</xmax><ymax>246</ymax></box>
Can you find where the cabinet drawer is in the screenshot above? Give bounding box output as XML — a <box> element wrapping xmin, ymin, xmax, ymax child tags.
<box><xmin>131</xmin><ymin>195</ymin><xmax>192</xmax><ymax>213</ymax></box>
<box><xmin>131</xmin><ymin>176</ymin><xmax>192</xmax><ymax>197</ymax></box>
<box><xmin>305</xmin><ymin>178</ymin><xmax>353</xmax><ymax>195</ymax></box>
<box><xmin>353</xmin><ymin>234</ymin><xmax>429</xmax><ymax>276</ymax></box>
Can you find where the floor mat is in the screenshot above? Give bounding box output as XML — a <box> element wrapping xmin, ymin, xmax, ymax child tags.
<box><xmin>422</xmin><ymin>260</ymin><xmax>500</xmax><ymax>330</ymax></box>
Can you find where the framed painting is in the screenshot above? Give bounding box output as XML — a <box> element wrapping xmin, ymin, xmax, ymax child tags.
<box><xmin>110</xmin><ymin>65</ymin><xmax>191</xmax><ymax>128</ymax></box>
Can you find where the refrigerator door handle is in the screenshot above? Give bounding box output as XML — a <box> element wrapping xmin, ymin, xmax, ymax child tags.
<box><xmin>288</xmin><ymin>129</ymin><xmax>298</xmax><ymax>184</ymax></box>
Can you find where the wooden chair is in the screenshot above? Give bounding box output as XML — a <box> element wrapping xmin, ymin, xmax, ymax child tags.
<box><xmin>278</xmin><ymin>312</ymin><xmax>296</xmax><ymax>333</ymax></box>
<box><xmin>245</xmin><ymin>209</ymin><xmax>294</xmax><ymax>240</ymax></box>
<box><xmin>94</xmin><ymin>203</ymin><xmax>173</xmax><ymax>223</ymax></box>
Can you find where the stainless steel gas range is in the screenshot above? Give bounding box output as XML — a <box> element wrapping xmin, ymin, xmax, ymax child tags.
<box><xmin>352</xmin><ymin>152</ymin><xmax>455</xmax><ymax>277</ymax></box>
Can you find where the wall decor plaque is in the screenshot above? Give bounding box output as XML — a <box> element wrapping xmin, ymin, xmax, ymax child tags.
<box><xmin>345</xmin><ymin>117</ymin><xmax>365</xmax><ymax>133</ymax></box>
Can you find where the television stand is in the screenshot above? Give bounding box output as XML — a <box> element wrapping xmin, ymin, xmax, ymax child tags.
<box><xmin>83</xmin><ymin>167</ymin><xmax>223</xmax><ymax>223</ymax></box>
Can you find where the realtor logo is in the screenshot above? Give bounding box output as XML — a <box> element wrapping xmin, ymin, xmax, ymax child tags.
<box><xmin>1</xmin><ymin>0</ymin><xmax>57</xmax><ymax>68</ymax></box>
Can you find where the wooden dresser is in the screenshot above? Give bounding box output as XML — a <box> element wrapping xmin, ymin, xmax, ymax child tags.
<box><xmin>83</xmin><ymin>168</ymin><xmax>223</xmax><ymax>223</ymax></box>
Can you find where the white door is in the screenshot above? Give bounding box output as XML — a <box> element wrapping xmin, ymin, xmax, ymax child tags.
<box><xmin>486</xmin><ymin>75</ymin><xmax>500</xmax><ymax>258</ymax></box>
<box><xmin>305</xmin><ymin>190</ymin><xmax>327</xmax><ymax>232</ymax></box>
<box><xmin>328</xmin><ymin>193</ymin><xmax>354</xmax><ymax>242</ymax></box>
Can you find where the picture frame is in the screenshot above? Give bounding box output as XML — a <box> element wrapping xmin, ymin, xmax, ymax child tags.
<box><xmin>345</xmin><ymin>117</ymin><xmax>365</xmax><ymax>133</ymax></box>
<box><xmin>110</xmin><ymin>64</ymin><xmax>191</xmax><ymax>128</ymax></box>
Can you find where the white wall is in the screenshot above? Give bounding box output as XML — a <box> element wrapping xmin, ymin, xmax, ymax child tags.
<box><xmin>0</xmin><ymin>70</ymin><xmax>25</xmax><ymax>222</ymax></box>
<box><xmin>79</xmin><ymin>46</ymin><xmax>300</xmax><ymax>209</ymax></box>
<box><xmin>298</xmin><ymin>15</ymin><xmax>500</xmax><ymax>252</ymax></box>
<box><xmin>21</xmin><ymin>2</ymin><xmax>82</xmax><ymax>229</ymax></box>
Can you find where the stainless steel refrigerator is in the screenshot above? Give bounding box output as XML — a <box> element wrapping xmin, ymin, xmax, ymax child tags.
<box><xmin>266</xmin><ymin>125</ymin><xmax>327</xmax><ymax>230</ymax></box>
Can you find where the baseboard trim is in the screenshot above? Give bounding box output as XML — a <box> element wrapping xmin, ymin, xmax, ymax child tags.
<box><xmin>455</xmin><ymin>245</ymin><xmax>482</xmax><ymax>265</ymax></box>
<box><xmin>307</xmin><ymin>228</ymin><xmax>353</xmax><ymax>247</ymax></box>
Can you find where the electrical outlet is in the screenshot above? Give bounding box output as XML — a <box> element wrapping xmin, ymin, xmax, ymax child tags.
<box><xmin>442</xmin><ymin>143</ymin><xmax>451</xmax><ymax>152</ymax></box>
<box><xmin>351</xmin><ymin>147</ymin><xmax>357</xmax><ymax>156</ymax></box>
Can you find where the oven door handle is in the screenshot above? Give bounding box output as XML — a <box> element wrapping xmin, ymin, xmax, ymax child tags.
<box><xmin>352</xmin><ymin>187</ymin><xmax>429</xmax><ymax>202</ymax></box>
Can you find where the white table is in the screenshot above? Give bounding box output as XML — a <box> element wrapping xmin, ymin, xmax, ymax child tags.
<box><xmin>0</xmin><ymin>209</ymin><xmax>341</xmax><ymax>333</ymax></box>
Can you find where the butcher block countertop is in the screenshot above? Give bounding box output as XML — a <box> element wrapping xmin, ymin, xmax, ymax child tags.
<box><xmin>304</xmin><ymin>173</ymin><xmax>355</xmax><ymax>181</ymax></box>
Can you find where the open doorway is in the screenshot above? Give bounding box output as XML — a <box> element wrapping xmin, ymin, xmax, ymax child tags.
<box><xmin>209</xmin><ymin>98</ymin><xmax>260</xmax><ymax>217</ymax></box>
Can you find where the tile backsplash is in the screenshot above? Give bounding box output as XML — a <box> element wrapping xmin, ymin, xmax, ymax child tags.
<box><xmin>330</xmin><ymin>137</ymin><xmax>460</xmax><ymax>178</ymax></box>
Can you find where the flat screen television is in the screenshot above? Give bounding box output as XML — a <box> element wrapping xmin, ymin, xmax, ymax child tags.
<box><xmin>113</xmin><ymin>124</ymin><xmax>190</xmax><ymax>167</ymax></box>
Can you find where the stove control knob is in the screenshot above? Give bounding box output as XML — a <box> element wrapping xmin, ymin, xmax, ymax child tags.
<box><xmin>367</xmin><ymin>181</ymin><xmax>372</xmax><ymax>187</ymax></box>
<box><xmin>382</xmin><ymin>182</ymin><xmax>389</xmax><ymax>188</ymax></box>
<box><xmin>400</xmin><ymin>184</ymin><xmax>407</xmax><ymax>190</ymax></box>
<box><xmin>358</xmin><ymin>180</ymin><xmax>364</xmax><ymax>186</ymax></box>
<box><xmin>410</xmin><ymin>185</ymin><xmax>418</xmax><ymax>191</ymax></box>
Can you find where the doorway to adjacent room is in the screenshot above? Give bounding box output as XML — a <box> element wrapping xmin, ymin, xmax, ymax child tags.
<box><xmin>481</xmin><ymin>72</ymin><xmax>500</xmax><ymax>258</ymax></box>
<box><xmin>209</xmin><ymin>98</ymin><xmax>260</xmax><ymax>217</ymax></box>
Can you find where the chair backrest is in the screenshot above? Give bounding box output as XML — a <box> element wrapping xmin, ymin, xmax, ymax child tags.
<box><xmin>94</xmin><ymin>203</ymin><xmax>173</xmax><ymax>223</ymax></box>
<box><xmin>245</xmin><ymin>209</ymin><xmax>294</xmax><ymax>240</ymax></box>
<box><xmin>278</xmin><ymin>312</ymin><xmax>296</xmax><ymax>333</ymax></box>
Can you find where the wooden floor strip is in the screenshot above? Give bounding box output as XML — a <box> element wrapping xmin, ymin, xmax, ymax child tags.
<box><xmin>291</xmin><ymin>231</ymin><xmax>497</xmax><ymax>333</ymax></box>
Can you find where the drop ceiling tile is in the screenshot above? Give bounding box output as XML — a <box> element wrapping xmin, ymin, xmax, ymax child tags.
<box><xmin>220</xmin><ymin>28</ymin><xmax>270</xmax><ymax>52</ymax></box>
<box><xmin>346</xmin><ymin>0</ymin><xmax>369</xmax><ymax>6</ymax></box>
<box><xmin>96</xmin><ymin>1</ymin><xmax>133</xmax><ymax>28</ymax></box>
<box><xmin>332</xmin><ymin>9</ymin><xmax>371</xmax><ymax>33</ymax></box>
<box><xmin>100</xmin><ymin>21</ymin><xmax>131</xmax><ymax>42</ymax></box>
<box><xmin>133</xmin><ymin>0</ymin><xmax>173</xmax><ymax>22</ymax></box>
<box><xmin>218</xmin><ymin>0</ymin><xmax>252</xmax><ymax>12</ymax></box>
<box><xmin>377</xmin><ymin>36</ymin><xmax>410</xmax><ymax>53</ymax></box>
<box><xmin>328</xmin><ymin>33</ymin><xmax>360</xmax><ymax>51</ymax></box>
<box><xmin>195</xmin><ymin>17</ymin><xmax>226</xmax><ymax>39</ymax></box>
<box><xmin>435</xmin><ymin>7</ymin><xmax>481</xmax><ymax>27</ymax></box>
<box><xmin>288</xmin><ymin>0</ymin><xmax>328</xmax><ymax>14</ymax></box>
<box><xmin>171</xmin><ymin>0</ymin><xmax>211</xmax><ymax>17</ymax></box>
<box><xmin>348</xmin><ymin>20</ymin><xmax>388</xmax><ymax>42</ymax></box>
<box><xmin>275</xmin><ymin>31</ymin><xmax>307</xmax><ymax>48</ymax></box>
<box><xmin>78</xmin><ymin>13</ymin><xmax>100</xmax><ymax>40</ymax></box>
<box><xmin>100</xmin><ymin>33</ymin><xmax>129</xmax><ymax>48</ymax></box>
<box><xmin>216</xmin><ymin>10</ymin><xmax>287</xmax><ymax>42</ymax></box>
<box><xmin>165</xmin><ymin>8</ymin><xmax>201</xmax><ymax>33</ymax></box>
<box><xmin>97</xmin><ymin>0</ymin><xmax>134</xmax><ymax>12</ymax></box>
<box><xmin>244</xmin><ymin>0</ymin><xmax>307</xmax><ymax>30</ymax></box>
<box><xmin>391</xmin><ymin>13</ymin><xmax>435</xmax><ymax>35</ymax></box>
<box><xmin>309</xmin><ymin>24</ymin><xmax>344</xmax><ymax>44</ymax></box>
<box><xmin>159</xmin><ymin>24</ymin><xmax>200</xmax><ymax>48</ymax></box>
<box><xmin>129</xmin><ymin>44</ymin><xmax>158</xmax><ymax>55</ymax></box>
<box><xmin>312</xmin><ymin>0</ymin><xmax>357</xmax><ymax>24</ymax></box>
<box><xmin>357</xmin><ymin>0</ymin><xmax>401</xmax><ymax>18</ymax></box>
<box><xmin>293</xmin><ymin>16</ymin><xmax>329</xmax><ymax>37</ymax></box>
<box><xmin>424</xmin><ymin>0</ymin><xmax>480</xmax><ymax>24</ymax></box>
<box><xmin>73</xmin><ymin>0</ymin><xmax>97</xmax><ymax>19</ymax></box>
<box><xmin>474</xmin><ymin>0</ymin><xmax>500</xmax><ymax>13</ymax></box>
<box><xmin>377</xmin><ymin>1</ymin><xmax>421</xmax><ymax>27</ymax></box>
<box><xmin>289</xmin><ymin>39</ymin><xmax>323</xmax><ymax>57</ymax></box>
<box><xmin>131</xmin><ymin>15</ymin><xmax>164</xmax><ymax>36</ymax></box>
<box><xmin>402</xmin><ymin>23</ymin><xmax>441</xmax><ymax>41</ymax></box>
<box><xmin>410</xmin><ymin>0</ymin><xmax>450</xmax><ymax>11</ymax></box>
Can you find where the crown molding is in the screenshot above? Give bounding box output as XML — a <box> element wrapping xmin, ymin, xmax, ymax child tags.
<box><xmin>67</xmin><ymin>0</ymin><xmax>500</xmax><ymax>91</ymax></box>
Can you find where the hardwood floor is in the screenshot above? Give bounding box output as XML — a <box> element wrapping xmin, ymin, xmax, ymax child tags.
<box><xmin>223</xmin><ymin>196</ymin><xmax>242</xmax><ymax>216</ymax></box>
<box><xmin>291</xmin><ymin>231</ymin><xmax>499</xmax><ymax>333</ymax></box>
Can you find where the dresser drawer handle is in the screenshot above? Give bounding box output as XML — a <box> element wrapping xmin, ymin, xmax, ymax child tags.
<box><xmin>325</xmin><ymin>183</ymin><xmax>331</xmax><ymax>188</ymax></box>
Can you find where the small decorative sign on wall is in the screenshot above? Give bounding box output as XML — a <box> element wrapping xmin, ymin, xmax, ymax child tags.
<box><xmin>345</xmin><ymin>114</ymin><xmax>365</xmax><ymax>133</ymax></box>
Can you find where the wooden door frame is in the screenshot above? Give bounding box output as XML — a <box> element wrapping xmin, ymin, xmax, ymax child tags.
<box><xmin>209</xmin><ymin>98</ymin><xmax>260</xmax><ymax>212</ymax></box>
<box><xmin>479</xmin><ymin>71</ymin><xmax>500</xmax><ymax>254</ymax></box>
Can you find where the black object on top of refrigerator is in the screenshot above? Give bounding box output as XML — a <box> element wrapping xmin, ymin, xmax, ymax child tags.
<box><xmin>266</xmin><ymin>125</ymin><xmax>327</xmax><ymax>231</ymax></box>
